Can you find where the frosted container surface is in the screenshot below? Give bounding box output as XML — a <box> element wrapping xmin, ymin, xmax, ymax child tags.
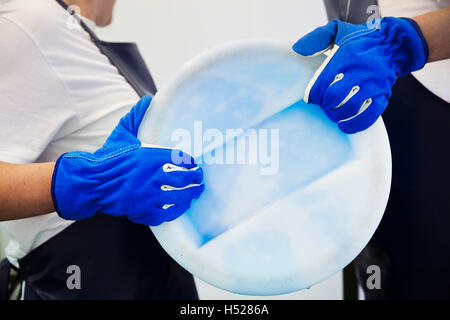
<box><xmin>138</xmin><ymin>41</ymin><xmax>391</xmax><ymax>295</ymax></box>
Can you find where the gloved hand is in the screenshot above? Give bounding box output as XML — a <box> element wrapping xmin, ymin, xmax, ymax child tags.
<box><xmin>51</xmin><ymin>95</ymin><xmax>205</xmax><ymax>226</ymax></box>
<box><xmin>293</xmin><ymin>17</ymin><xmax>429</xmax><ymax>133</ymax></box>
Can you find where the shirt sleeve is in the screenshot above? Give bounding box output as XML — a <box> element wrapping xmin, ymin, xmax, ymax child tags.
<box><xmin>0</xmin><ymin>16</ymin><xmax>78</xmax><ymax>164</ymax></box>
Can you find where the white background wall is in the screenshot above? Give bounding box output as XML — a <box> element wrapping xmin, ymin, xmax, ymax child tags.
<box><xmin>97</xmin><ymin>0</ymin><xmax>342</xmax><ymax>300</ymax></box>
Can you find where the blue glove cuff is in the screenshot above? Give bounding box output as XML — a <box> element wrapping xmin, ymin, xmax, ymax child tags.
<box><xmin>51</xmin><ymin>152</ymin><xmax>65</xmax><ymax>218</ymax></box>
<box><xmin>380</xmin><ymin>17</ymin><xmax>429</xmax><ymax>76</ymax></box>
<box><xmin>402</xmin><ymin>17</ymin><xmax>429</xmax><ymax>67</ymax></box>
<box><xmin>52</xmin><ymin>151</ymin><xmax>106</xmax><ymax>221</ymax></box>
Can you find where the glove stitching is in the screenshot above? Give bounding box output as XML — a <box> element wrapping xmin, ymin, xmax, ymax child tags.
<box><xmin>63</xmin><ymin>144</ymin><xmax>141</xmax><ymax>162</ymax></box>
<box><xmin>339</xmin><ymin>28</ymin><xmax>372</xmax><ymax>43</ymax></box>
<box><xmin>339</xmin><ymin>28</ymin><xmax>378</xmax><ymax>47</ymax></box>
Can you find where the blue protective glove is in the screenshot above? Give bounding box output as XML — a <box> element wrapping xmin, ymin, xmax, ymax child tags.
<box><xmin>293</xmin><ymin>17</ymin><xmax>428</xmax><ymax>133</ymax></box>
<box><xmin>51</xmin><ymin>95</ymin><xmax>205</xmax><ymax>226</ymax></box>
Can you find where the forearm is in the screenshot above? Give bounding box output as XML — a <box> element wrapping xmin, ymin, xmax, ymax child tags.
<box><xmin>413</xmin><ymin>7</ymin><xmax>450</xmax><ymax>62</ymax></box>
<box><xmin>0</xmin><ymin>161</ymin><xmax>55</xmax><ymax>221</ymax></box>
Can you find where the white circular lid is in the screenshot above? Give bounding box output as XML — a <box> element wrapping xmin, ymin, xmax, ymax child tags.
<box><xmin>138</xmin><ymin>40</ymin><xmax>391</xmax><ymax>296</ymax></box>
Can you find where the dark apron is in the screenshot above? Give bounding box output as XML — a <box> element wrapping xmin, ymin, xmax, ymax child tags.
<box><xmin>323</xmin><ymin>0</ymin><xmax>450</xmax><ymax>299</ymax></box>
<box><xmin>60</xmin><ymin>0</ymin><xmax>157</xmax><ymax>97</ymax></box>
<box><xmin>0</xmin><ymin>0</ymin><xmax>197</xmax><ymax>300</ymax></box>
<box><xmin>354</xmin><ymin>75</ymin><xmax>450</xmax><ymax>299</ymax></box>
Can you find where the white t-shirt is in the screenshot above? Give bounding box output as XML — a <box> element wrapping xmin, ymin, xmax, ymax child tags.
<box><xmin>378</xmin><ymin>0</ymin><xmax>450</xmax><ymax>103</ymax></box>
<box><xmin>0</xmin><ymin>0</ymin><xmax>140</xmax><ymax>265</ymax></box>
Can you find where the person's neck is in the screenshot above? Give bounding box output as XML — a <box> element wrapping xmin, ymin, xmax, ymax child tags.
<box><xmin>64</xmin><ymin>0</ymin><xmax>98</xmax><ymax>22</ymax></box>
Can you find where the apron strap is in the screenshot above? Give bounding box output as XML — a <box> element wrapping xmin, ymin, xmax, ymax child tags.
<box><xmin>54</xmin><ymin>0</ymin><xmax>157</xmax><ymax>97</ymax></box>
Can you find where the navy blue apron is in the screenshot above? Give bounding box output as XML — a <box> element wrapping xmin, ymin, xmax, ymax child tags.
<box><xmin>354</xmin><ymin>75</ymin><xmax>450</xmax><ymax>299</ymax></box>
<box><xmin>0</xmin><ymin>0</ymin><xmax>197</xmax><ymax>300</ymax></box>
<box><xmin>323</xmin><ymin>0</ymin><xmax>450</xmax><ymax>299</ymax></box>
<box><xmin>60</xmin><ymin>0</ymin><xmax>157</xmax><ymax>97</ymax></box>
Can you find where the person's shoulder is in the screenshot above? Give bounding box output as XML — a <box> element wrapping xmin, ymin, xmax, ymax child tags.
<box><xmin>0</xmin><ymin>1</ymin><xmax>79</xmax><ymax>110</ymax></box>
<box><xmin>0</xmin><ymin>0</ymin><xmax>73</xmax><ymax>45</ymax></box>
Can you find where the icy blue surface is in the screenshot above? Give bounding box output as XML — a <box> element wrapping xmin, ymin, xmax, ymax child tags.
<box><xmin>137</xmin><ymin>42</ymin><xmax>391</xmax><ymax>295</ymax></box>
<box><xmin>186</xmin><ymin>100</ymin><xmax>352</xmax><ymax>246</ymax></box>
<box><xmin>139</xmin><ymin>47</ymin><xmax>353</xmax><ymax>246</ymax></box>
<box><xmin>140</xmin><ymin>49</ymin><xmax>325</xmax><ymax>146</ymax></box>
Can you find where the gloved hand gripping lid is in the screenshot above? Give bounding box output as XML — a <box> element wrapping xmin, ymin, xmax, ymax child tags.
<box><xmin>293</xmin><ymin>17</ymin><xmax>429</xmax><ymax>134</ymax></box>
<box><xmin>51</xmin><ymin>96</ymin><xmax>205</xmax><ymax>226</ymax></box>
